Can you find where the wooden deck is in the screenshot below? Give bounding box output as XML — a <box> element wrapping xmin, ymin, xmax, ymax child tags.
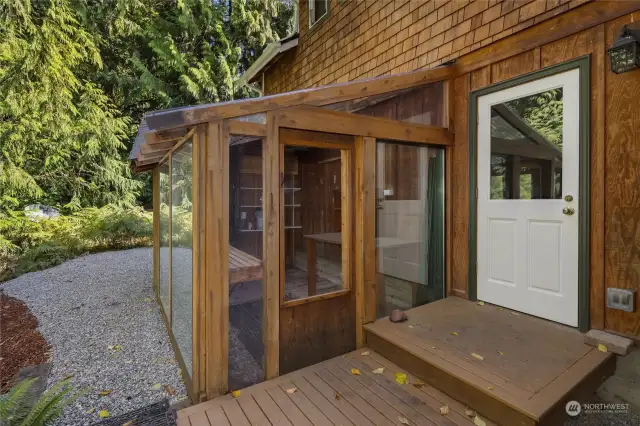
<box><xmin>177</xmin><ymin>348</ymin><xmax>495</xmax><ymax>426</ymax></box>
<box><xmin>365</xmin><ymin>297</ymin><xmax>616</xmax><ymax>426</ymax></box>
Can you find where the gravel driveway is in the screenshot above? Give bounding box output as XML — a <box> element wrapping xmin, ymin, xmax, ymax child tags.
<box><xmin>2</xmin><ymin>248</ymin><xmax>187</xmax><ymax>425</ymax></box>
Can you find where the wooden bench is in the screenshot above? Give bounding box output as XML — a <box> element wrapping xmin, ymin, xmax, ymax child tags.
<box><xmin>229</xmin><ymin>246</ymin><xmax>263</xmax><ymax>285</ymax></box>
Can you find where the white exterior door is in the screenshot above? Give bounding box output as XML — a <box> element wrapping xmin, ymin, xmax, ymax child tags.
<box><xmin>477</xmin><ymin>69</ymin><xmax>580</xmax><ymax>327</ymax></box>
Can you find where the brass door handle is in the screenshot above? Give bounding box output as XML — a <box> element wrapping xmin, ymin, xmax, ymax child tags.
<box><xmin>562</xmin><ymin>207</ymin><xmax>575</xmax><ymax>216</ymax></box>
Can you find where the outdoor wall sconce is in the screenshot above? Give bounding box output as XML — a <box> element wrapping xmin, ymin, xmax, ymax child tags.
<box><xmin>608</xmin><ymin>25</ymin><xmax>640</xmax><ymax>74</ymax></box>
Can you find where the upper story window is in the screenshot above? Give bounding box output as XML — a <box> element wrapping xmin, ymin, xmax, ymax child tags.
<box><xmin>309</xmin><ymin>0</ymin><xmax>329</xmax><ymax>29</ymax></box>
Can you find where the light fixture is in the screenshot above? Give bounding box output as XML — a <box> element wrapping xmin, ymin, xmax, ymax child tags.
<box><xmin>608</xmin><ymin>25</ymin><xmax>640</xmax><ymax>74</ymax></box>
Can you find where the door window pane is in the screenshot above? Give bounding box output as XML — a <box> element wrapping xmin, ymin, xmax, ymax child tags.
<box><xmin>171</xmin><ymin>140</ymin><xmax>193</xmax><ymax>376</ymax></box>
<box><xmin>490</xmin><ymin>88</ymin><xmax>563</xmax><ymax>200</ymax></box>
<box><xmin>283</xmin><ymin>146</ymin><xmax>345</xmax><ymax>302</ymax></box>
<box><xmin>375</xmin><ymin>142</ymin><xmax>445</xmax><ymax>318</ymax></box>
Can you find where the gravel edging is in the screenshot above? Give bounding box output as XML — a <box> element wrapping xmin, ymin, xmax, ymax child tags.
<box><xmin>1</xmin><ymin>248</ymin><xmax>187</xmax><ymax>425</ymax></box>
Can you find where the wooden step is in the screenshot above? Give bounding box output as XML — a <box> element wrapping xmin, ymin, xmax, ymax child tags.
<box><xmin>364</xmin><ymin>298</ymin><xmax>616</xmax><ymax>426</ymax></box>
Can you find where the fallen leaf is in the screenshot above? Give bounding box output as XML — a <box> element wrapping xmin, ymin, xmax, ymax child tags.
<box><xmin>177</xmin><ymin>368</ymin><xmax>182</xmax><ymax>377</ymax></box>
<box><xmin>497</xmin><ymin>307</ymin><xmax>504</xmax><ymax>311</ymax></box>
<box><xmin>122</xmin><ymin>421</ymin><xmax>135</xmax><ymax>426</ymax></box>
<box><xmin>408</xmin><ymin>325</ymin><xmax>414</xmax><ymax>328</ymax></box>
<box><xmin>439</xmin><ymin>405</ymin><xmax>450</xmax><ymax>415</ymax></box>
<box><xmin>398</xmin><ymin>416</ymin><xmax>410</xmax><ymax>425</ymax></box>
<box><xmin>335</xmin><ymin>391</ymin><xmax>341</xmax><ymax>400</ymax></box>
<box><xmin>108</xmin><ymin>345</ymin><xmax>121</xmax><ymax>351</ymax></box>
<box><xmin>232</xmin><ymin>390</ymin><xmax>241</xmax><ymax>398</ymax></box>
<box><xmin>99</xmin><ymin>390</ymin><xmax>111</xmax><ymax>396</ymax></box>
<box><xmin>487</xmin><ymin>386</ymin><xmax>494</xmax><ymax>391</ymax></box>
<box><xmin>395</xmin><ymin>373</ymin><xmax>407</xmax><ymax>384</ymax></box>
<box><xmin>471</xmin><ymin>353</ymin><xmax>484</xmax><ymax>361</ymax></box>
<box><xmin>412</xmin><ymin>379</ymin><xmax>425</xmax><ymax>389</ymax></box>
<box><xmin>99</xmin><ymin>410</ymin><xmax>110</xmax><ymax>419</ymax></box>
<box><xmin>474</xmin><ymin>415</ymin><xmax>487</xmax><ymax>426</ymax></box>
<box><xmin>143</xmin><ymin>298</ymin><xmax>152</xmax><ymax>302</ymax></box>
<box><xmin>286</xmin><ymin>387</ymin><xmax>297</xmax><ymax>394</ymax></box>
<box><xmin>372</xmin><ymin>367</ymin><xmax>384</xmax><ymax>374</ymax></box>
<box><xmin>351</xmin><ymin>368</ymin><xmax>361</xmax><ymax>375</ymax></box>
<box><xmin>163</xmin><ymin>384</ymin><xmax>177</xmax><ymax>396</ymax></box>
<box><xmin>476</xmin><ymin>301</ymin><xmax>485</xmax><ymax>306</ymax></box>
<box><xmin>598</xmin><ymin>343</ymin><xmax>608</xmax><ymax>353</ymax></box>
<box><xmin>151</xmin><ymin>383</ymin><xmax>162</xmax><ymax>391</ymax></box>
<box><xmin>86</xmin><ymin>408</ymin><xmax>95</xmax><ymax>414</ymax></box>
<box><xmin>62</xmin><ymin>374</ymin><xmax>74</xmax><ymax>381</ymax></box>
<box><xmin>497</xmin><ymin>351</ymin><xmax>504</xmax><ymax>356</ymax></box>
<box><xmin>147</xmin><ymin>308</ymin><xmax>153</xmax><ymax>312</ymax></box>
<box><xmin>450</xmin><ymin>331</ymin><xmax>459</xmax><ymax>336</ymax></box>
<box><xmin>509</xmin><ymin>311</ymin><xmax>520</xmax><ymax>316</ymax></box>
<box><xmin>465</xmin><ymin>408</ymin><xmax>475</xmax><ymax>417</ymax></box>
<box><xmin>360</xmin><ymin>351</ymin><xmax>370</xmax><ymax>356</ymax></box>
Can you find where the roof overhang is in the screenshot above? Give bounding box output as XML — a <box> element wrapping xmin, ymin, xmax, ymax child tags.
<box><xmin>237</xmin><ymin>34</ymin><xmax>299</xmax><ymax>87</ymax></box>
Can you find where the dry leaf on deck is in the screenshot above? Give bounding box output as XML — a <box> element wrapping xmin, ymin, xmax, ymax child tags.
<box><xmin>497</xmin><ymin>351</ymin><xmax>504</xmax><ymax>356</ymax></box>
<box><xmin>286</xmin><ymin>387</ymin><xmax>297</xmax><ymax>394</ymax></box>
<box><xmin>439</xmin><ymin>405</ymin><xmax>450</xmax><ymax>415</ymax></box>
<box><xmin>412</xmin><ymin>379</ymin><xmax>425</xmax><ymax>389</ymax></box>
<box><xmin>471</xmin><ymin>353</ymin><xmax>484</xmax><ymax>361</ymax></box>
<box><xmin>487</xmin><ymin>386</ymin><xmax>494</xmax><ymax>391</ymax></box>
<box><xmin>398</xmin><ymin>416</ymin><xmax>410</xmax><ymax>425</ymax></box>
<box><xmin>497</xmin><ymin>307</ymin><xmax>504</xmax><ymax>311</ymax></box>
<box><xmin>450</xmin><ymin>331</ymin><xmax>459</xmax><ymax>336</ymax></box>
<box><xmin>408</xmin><ymin>325</ymin><xmax>414</xmax><ymax>328</ymax></box>
<box><xmin>431</xmin><ymin>346</ymin><xmax>436</xmax><ymax>350</ymax></box>
<box><xmin>509</xmin><ymin>311</ymin><xmax>520</xmax><ymax>316</ymax></box>
<box><xmin>474</xmin><ymin>415</ymin><xmax>487</xmax><ymax>426</ymax></box>
<box><xmin>151</xmin><ymin>383</ymin><xmax>162</xmax><ymax>391</ymax></box>
<box><xmin>232</xmin><ymin>390</ymin><xmax>241</xmax><ymax>398</ymax></box>
<box><xmin>465</xmin><ymin>408</ymin><xmax>475</xmax><ymax>417</ymax></box>
<box><xmin>335</xmin><ymin>391</ymin><xmax>341</xmax><ymax>400</ymax></box>
<box><xmin>351</xmin><ymin>368</ymin><xmax>361</xmax><ymax>375</ymax></box>
<box><xmin>395</xmin><ymin>373</ymin><xmax>407</xmax><ymax>384</ymax></box>
<box><xmin>99</xmin><ymin>410</ymin><xmax>110</xmax><ymax>419</ymax></box>
<box><xmin>476</xmin><ymin>301</ymin><xmax>485</xmax><ymax>306</ymax></box>
<box><xmin>598</xmin><ymin>343</ymin><xmax>608</xmax><ymax>353</ymax></box>
<box><xmin>360</xmin><ymin>351</ymin><xmax>370</xmax><ymax>356</ymax></box>
<box><xmin>372</xmin><ymin>367</ymin><xmax>384</xmax><ymax>374</ymax></box>
<box><xmin>98</xmin><ymin>390</ymin><xmax>111</xmax><ymax>396</ymax></box>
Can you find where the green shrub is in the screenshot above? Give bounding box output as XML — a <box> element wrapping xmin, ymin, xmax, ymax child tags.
<box><xmin>0</xmin><ymin>378</ymin><xmax>85</xmax><ymax>426</ymax></box>
<box><xmin>0</xmin><ymin>206</ymin><xmax>152</xmax><ymax>281</ymax></box>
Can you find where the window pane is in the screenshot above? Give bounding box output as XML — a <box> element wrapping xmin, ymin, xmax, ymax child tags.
<box><xmin>171</xmin><ymin>140</ymin><xmax>193</xmax><ymax>376</ymax></box>
<box><xmin>375</xmin><ymin>142</ymin><xmax>445</xmax><ymax>318</ymax></box>
<box><xmin>284</xmin><ymin>146</ymin><xmax>344</xmax><ymax>302</ymax></box>
<box><xmin>229</xmin><ymin>139</ymin><xmax>264</xmax><ymax>390</ymax></box>
<box><xmin>490</xmin><ymin>89</ymin><xmax>563</xmax><ymax>200</ymax></box>
<box><xmin>159</xmin><ymin>163</ymin><xmax>170</xmax><ymax>316</ymax></box>
<box><xmin>311</xmin><ymin>1</ymin><xmax>328</xmax><ymax>24</ymax></box>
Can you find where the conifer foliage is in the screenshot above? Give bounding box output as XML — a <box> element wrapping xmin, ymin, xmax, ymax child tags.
<box><xmin>0</xmin><ymin>0</ymin><xmax>293</xmax><ymax>212</ymax></box>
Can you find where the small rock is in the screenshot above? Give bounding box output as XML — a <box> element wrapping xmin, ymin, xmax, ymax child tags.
<box><xmin>390</xmin><ymin>309</ymin><xmax>408</xmax><ymax>323</ymax></box>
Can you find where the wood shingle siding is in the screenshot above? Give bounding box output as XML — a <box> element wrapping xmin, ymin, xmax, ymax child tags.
<box><xmin>265</xmin><ymin>0</ymin><xmax>591</xmax><ymax>95</ymax></box>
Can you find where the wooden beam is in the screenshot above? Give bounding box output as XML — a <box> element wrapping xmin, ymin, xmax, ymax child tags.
<box><xmin>145</xmin><ymin>65</ymin><xmax>456</xmax><ymax>130</ymax></box>
<box><xmin>263</xmin><ymin>112</ymin><xmax>280</xmax><ymax>380</ymax></box>
<box><xmin>276</xmin><ymin>106</ymin><xmax>454</xmax><ymax>145</ymax></box>
<box><xmin>204</xmin><ymin>121</ymin><xmax>229</xmax><ymax>398</ymax></box>
<box><xmin>228</xmin><ymin>120</ymin><xmax>267</xmax><ymax>137</ymax></box>
<box><xmin>145</xmin><ymin>127</ymin><xmax>190</xmax><ymax>145</ymax></box>
<box><xmin>280</xmin><ymin>128</ymin><xmax>354</xmax><ymax>147</ymax></box>
<box><xmin>141</xmin><ymin>140</ymin><xmax>175</xmax><ymax>154</ymax></box>
<box><xmin>137</xmin><ymin>150</ymin><xmax>168</xmax><ymax>163</ymax></box>
<box><xmin>455</xmin><ymin>0</ymin><xmax>640</xmax><ymax>76</ymax></box>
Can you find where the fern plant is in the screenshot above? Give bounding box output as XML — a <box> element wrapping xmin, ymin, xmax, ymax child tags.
<box><xmin>0</xmin><ymin>378</ymin><xmax>85</xmax><ymax>426</ymax></box>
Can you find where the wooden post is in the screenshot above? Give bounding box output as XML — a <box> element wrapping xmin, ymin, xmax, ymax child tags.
<box><xmin>443</xmin><ymin>79</ymin><xmax>454</xmax><ymax>298</ymax></box>
<box><xmin>355</xmin><ymin>136</ymin><xmax>377</xmax><ymax>347</ymax></box>
<box><xmin>204</xmin><ymin>120</ymin><xmax>229</xmax><ymax>398</ymax></box>
<box><xmin>306</xmin><ymin>238</ymin><xmax>317</xmax><ymax>297</ymax></box>
<box><xmin>263</xmin><ymin>112</ymin><xmax>280</xmax><ymax>380</ymax></box>
<box><xmin>152</xmin><ymin>168</ymin><xmax>160</xmax><ymax>298</ymax></box>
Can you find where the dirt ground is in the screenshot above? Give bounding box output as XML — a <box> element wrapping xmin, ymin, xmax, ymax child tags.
<box><xmin>0</xmin><ymin>291</ymin><xmax>51</xmax><ymax>392</ymax></box>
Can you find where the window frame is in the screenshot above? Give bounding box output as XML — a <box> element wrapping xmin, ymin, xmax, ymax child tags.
<box><xmin>308</xmin><ymin>0</ymin><xmax>330</xmax><ymax>30</ymax></box>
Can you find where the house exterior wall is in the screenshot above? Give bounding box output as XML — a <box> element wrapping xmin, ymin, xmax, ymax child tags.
<box><xmin>262</xmin><ymin>1</ymin><xmax>640</xmax><ymax>338</ymax></box>
<box><xmin>264</xmin><ymin>0</ymin><xmax>590</xmax><ymax>94</ymax></box>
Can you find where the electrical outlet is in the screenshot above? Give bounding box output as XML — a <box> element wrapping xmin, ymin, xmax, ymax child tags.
<box><xmin>607</xmin><ymin>288</ymin><xmax>636</xmax><ymax>312</ymax></box>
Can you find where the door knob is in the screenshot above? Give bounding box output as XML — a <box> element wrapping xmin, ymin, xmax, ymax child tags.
<box><xmin>562</xmin><ymin>207</ymin><xmax>575</xmax><ymax>216</ymax></box>
<box><xmin>564</xmin><ymin>194</ymin><xmax>574</xmax><ymax>202</ymax></box>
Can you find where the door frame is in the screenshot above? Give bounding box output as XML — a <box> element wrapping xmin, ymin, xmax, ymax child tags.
<box><xmin>467</xmin><ymin>55</ymin><xmax>591</xmax><ymax>331</ymax></box>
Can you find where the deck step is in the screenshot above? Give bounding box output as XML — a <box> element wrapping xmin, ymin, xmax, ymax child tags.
<box><xmin>364</xmin><ymin>298</ymin><xmax>616</xmax><ymax>426</ymax></box>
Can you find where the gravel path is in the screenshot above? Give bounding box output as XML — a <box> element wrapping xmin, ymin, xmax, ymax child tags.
<box><xmin>2</xmin><ymin>248</ymin><xmax>187</xmax><ymax>425</ymax></box>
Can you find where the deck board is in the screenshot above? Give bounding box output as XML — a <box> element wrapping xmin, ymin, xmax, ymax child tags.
<box><xmin>182</xmin><ymin>348</ymin><xmax>486</xmax><ymax>426</ymax></box>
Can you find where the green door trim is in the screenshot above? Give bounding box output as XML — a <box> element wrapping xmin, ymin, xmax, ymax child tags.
<box><xmin>467</xmin><ymin>55</ymin><xmax>591</xmax><ymax>332</ymax></box>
